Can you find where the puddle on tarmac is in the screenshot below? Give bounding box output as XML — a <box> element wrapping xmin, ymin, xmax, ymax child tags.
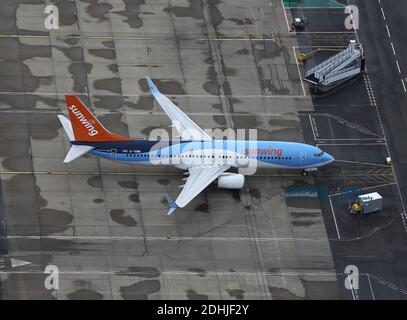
<box><xmin>186</xmin><ymin>289</ymin><xmax>208</xmax><ymax>300</ymax></box>
<box><xmin>93</xmin><ymin>78</ymin><xmax>122</xmax><ymax>94</ymax></box>
<box><xmin>118</xmin><ymin>266</ymin><xmax>161</xmax><ymax>278</ymax></box>
<box><xmin>227</xmin><ymin>289</ymin><xmax>244</xmax><ymax>300</ymax></box>
<box><xmin>85</xmin><ymin>1</ymin><xmax>113</xmax><ymax>22</ymax></box>
<box><xmin>110</xmin><ymin>209</ymin><xmax>137</xmax><ymax>226</ymax></box>
<box><xmin>115</xmin><ymin>0</ymin><xmax>145</xmax><ymax>29</ymax></box>
<box><xmin>120</xmin><ymin>279</ymin><xmax>161</xmax><ymax>300</ymax></box>
<box><xmin>268</xmin><ymin>286</ymin><xmax>302</xmax><ymax>300</ymax></box>
<box><xmin>67</xmin><ymin>289</ymin><xmax>104</xmax><ymax>300</ymax></box>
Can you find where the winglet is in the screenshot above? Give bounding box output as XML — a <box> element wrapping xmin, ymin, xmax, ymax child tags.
<box><xmin>166</xmin><ymin>194</ymin><xmax>178</xmax><ymax>216</ymax></box>
<box><xmin>57</xmin><ymin>115</ymin><xmax>74</xmax><ymax>141</ymax></box>
<box><xmin>145</xmin><ymin>76</ymin><xmax>160</xmax><ymax>96</ymax></box>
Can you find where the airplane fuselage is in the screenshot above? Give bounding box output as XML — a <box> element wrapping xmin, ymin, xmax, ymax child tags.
<box><xmin>73</xmin><ymin>139</ymin><xmax>334</xmax><ymax>170</ymax></box>
<box><xmin>60</xmin><ymin>84</ymin><xmax>335</xmax><ymax>214</ymax></box>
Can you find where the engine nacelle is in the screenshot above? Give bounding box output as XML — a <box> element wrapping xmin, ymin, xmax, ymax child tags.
<box><xmin>217</xmin><ymin>173</ymin><xmax>245</xmax><ymax>189</ymax></box>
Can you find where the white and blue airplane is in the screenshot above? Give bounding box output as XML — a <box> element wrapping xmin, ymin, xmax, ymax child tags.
<box><xmin>58</xmin><ymin>77</ymin><xmax>334</xmax><ymax>215</ymax></box>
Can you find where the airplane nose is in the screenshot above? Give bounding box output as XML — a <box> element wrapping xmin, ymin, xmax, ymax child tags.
<box><xmin>324</xmin><ymin>153</ymin><xmax>335</xmax><ymax>164</ymax></box>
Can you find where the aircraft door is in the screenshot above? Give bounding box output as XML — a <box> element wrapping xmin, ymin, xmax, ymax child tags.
<box><xmin>110</xmin><ymin>148</ymin><xmax>117</xmax><ymax>160</ymax></box>
<box><xmin>300</xmin><ymin>151</ymin><xmax>307</xmax><ymax>166</ymax></box>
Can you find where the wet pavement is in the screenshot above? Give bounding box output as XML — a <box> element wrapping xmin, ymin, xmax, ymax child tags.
<box><xmin>0</xmin><ymin>0</ymin><xmax>345</xmax><ymax>299</ymax></box>
<box><xmin>290</xmin><ymin>1</ymin><xmax>407</xmax><ymax>299</ymax></box>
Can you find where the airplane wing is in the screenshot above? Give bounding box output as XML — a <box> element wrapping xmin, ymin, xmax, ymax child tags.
<box><xmin>146</xmin><ymin>77</ymin><xmax>212</xmax><ymax>141</ymax></box>
<box><xmin>166</xmin><ymin>164</ymin><xmax>230</xmax><ymax>215</ymax></box>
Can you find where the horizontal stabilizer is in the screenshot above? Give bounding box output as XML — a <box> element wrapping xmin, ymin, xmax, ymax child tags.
<box><xmin>58</xmin><ymin>115</ymin><xmax>74</xmax><ymax>141</ymax></box>
<box><xmin>64</xmin><ymin>145</ymin><xmax>94</xmax><ymax>163</ymax></box>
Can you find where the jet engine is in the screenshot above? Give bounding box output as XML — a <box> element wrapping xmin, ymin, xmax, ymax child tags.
<box><xmin>217</xmin><ymin>173</ymin><xmax>245</xmax><ymax>189</ymax></box>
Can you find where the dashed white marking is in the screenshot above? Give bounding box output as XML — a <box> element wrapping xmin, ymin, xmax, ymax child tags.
<box><xmin>364</xmin><ymin>75</ymin><xmax>378</xmax><ymax>107</ymax></box>
<box><xmin>396</xmin><ymin>60</ymin><xmax>401</xmax><ymax>74</ymax></box>
<box><xmin>381</xmin><ymin>7</ymin><xmax>386</xmax><ymax>20</ymax></box>
<box><xmin>390</xmin><ymin>42</ymin><xmax>396</xmax><ymax>55</ymax></box>
<box><xmin>385</xmin><ymin>24</ymin><xmax>391</xmax><ymax>37</ymax></box>
<box><xmin>362</xmin><ymin>72</ymin><xmax>407</xmax><ymax>231</ymax></box>
<box><xmin>369</xmin><ymin>274</ymin><xmax>407</xmax><ymax>295</ymax></box>
<box><xmin>401</xmin><ymin>211</ymin><xmax>407</xmax><ymax>232</ymax></box>
<box><xmin>402</xmin><ymin>79</ymin><xmax>407</xmax><ymax>92</ymax></box>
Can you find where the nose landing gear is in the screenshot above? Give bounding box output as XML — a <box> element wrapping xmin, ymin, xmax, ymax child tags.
<box><xmin>301</xmin><ymin>168</ymin><xmax>318</xmax><ymax>176</ymax></box>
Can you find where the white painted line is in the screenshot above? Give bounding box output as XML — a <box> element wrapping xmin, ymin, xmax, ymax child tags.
<box><xmin>0</xmin><ymin>91</ymin><xmax>309</xmax><ymax>99</ymax></box>
<box><xmin>386</xmin><ymin>24</ymin><xmax>391</xmax><ymax>37</ymax></box>
<box><xmin>2</xmin><ymin>234</ymin><xmax>330</xmax><ymax>242</ymax></box>
<box><xmin>328</xmin><ymin>196</ymin><xmax>341</xmax><ymax>240</ymax></box>
<box><xmin>0</xmin><ymin>270</ymin><xmax>341</xmax><ymax>277</ymax></box>
<box><xmin>316</xmin><ymin>138</ymin><xmax>385</xmax><ymax>141</ymax></box>
<box><xmin>0</xmin><ymin>170</ymin><xmax>306</xmax><ymax>178</ymax></box>
<box><xmin>290</xmin><ymin>31</ymin><xmax>355</xmax><ymax>34</ymax></box>
<box><xmin>330</xmin><ymin>182</ymin><xmax>397</xmax><ymax>197</ymax></box>
<box><xmin>358</xmin><ymin>182</ymin><xmax>397</xmax><ymax>191</ymax></box>
<box><xmin>367</xmin><ymin>0</ymin><xmax>407</xmax><ymax>236</ymax></box>
<box><xmin>281</xmin><ymin>0</ymin><xmax>292</xmax><ymax>32</ymax></box>
<box><xmin>368</xmin><ymin>274</ymin><xmax>407</xmax><ymax>296</ymax></box>
<box><xmin>381</xmin><ymin>7</ymin><xmax>386</xmax><ymax>20</ymax></box>
<box><xmin>316</xmin><ymin>143</ymin><xmax>386</xmax><ymax>146</ymax></box>
<box><xmin>396</xmin><ymin>60</ymin><xmax>401</xmax><ymax>74</ymax></box>
<box><xmin>390</xmin><ymin>42</ymin><xmax>396</xmax><ymax>55</ymax></box>
<box><xmin>0</xmin><ymin>110</ymin><xmax>307</xmax><ymax>117</ymax></box>
<box><xmin>293</xmin><ymin>45</ymin><xmax>348</xmax><ymax>48</ymax></box>
<box><xmin>334</xmin><ymin>159</ymin><xmax>390</xmax><ymax>167</ymax></box>
<box><xmin>292</xmin><ymin>46</ymin><xmax>307</xmax><ymax>96</ymax></box>
<box><xmin>367</xmin><ymin>274</ymin><xmax>376</xmax><ymax>300</ymax></box>
<box><xmin>309</xmin><ymin>114</ymin><xmax>317</xmax><ymax>141</ymax></box>
<box><xmin>348</xmin><ymin>276</ymin><xmax>356</xmax><ymax>300</ymax></box>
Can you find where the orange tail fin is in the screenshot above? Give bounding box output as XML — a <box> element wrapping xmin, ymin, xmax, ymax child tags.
<box><xmin>65</xmin><ymin>95</ymin><xmax>130</xmax><ymax>142</ymax></box>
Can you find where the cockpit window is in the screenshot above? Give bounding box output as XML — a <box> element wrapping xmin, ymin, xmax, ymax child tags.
<box><xmin>313</xmin><ymin>151</ymin><xmax>325</xmax><ymax>157</ymax></box>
